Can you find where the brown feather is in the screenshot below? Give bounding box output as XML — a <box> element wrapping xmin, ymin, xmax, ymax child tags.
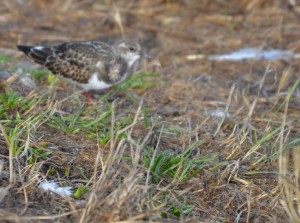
<box><xmin>17</xmin><ymin>39</ymin><xmax>143</xmax><ymax>90</ymax></box>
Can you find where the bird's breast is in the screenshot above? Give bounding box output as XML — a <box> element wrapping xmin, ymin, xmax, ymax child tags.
<box><xmin>79</xmin><ymin>72</ymin><xmax>112</xmax><ymax>91</ymax></box>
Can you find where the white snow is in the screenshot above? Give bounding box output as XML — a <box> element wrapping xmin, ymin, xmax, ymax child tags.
<box><xmin>39</xmin><ymin>180</ymin><xmax>73</xmax><ymax>197</ymax></box>
<box><xmin>209</xmin><ymin>48</ymin><xmax>294</xmax><ymax>62</ymax></box>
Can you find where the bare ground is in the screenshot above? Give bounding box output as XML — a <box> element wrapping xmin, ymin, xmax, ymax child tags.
<box><xmin>0</xmin><ymin>0</ymin><xmax>300</xmax><ymax>222</ymax></box>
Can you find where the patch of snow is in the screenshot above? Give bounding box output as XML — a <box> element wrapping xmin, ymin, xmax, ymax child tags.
<box><xmin>19</xmin><ymin>73</ymin><xmax>37</xmax><ymax>89</ymax></box>
<box><xmin>209</xmin><ymin>48</ymin><xmax>294</xmax><ymax>62</ymax></box>
<box><xmin>39</xmin><ymin>180</ymin><xmax>73</xmax><ymax>197</ymax></box>
<box><xmin>204</xmin><ymin>109</ymin><xmax>231</xmax><ymax>119</ymax></box>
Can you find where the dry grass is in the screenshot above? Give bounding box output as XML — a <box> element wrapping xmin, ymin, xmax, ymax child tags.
<box><xmin>0</xmin><ymin>0</ymin><xmax>300</xmax><ymax>222</ymax></box>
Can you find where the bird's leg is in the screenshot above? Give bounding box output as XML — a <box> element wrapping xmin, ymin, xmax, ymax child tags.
<box><xmin>83</xmin><ymin>90</ymin><xmax>95</xmax><ymax>105</ymax></box>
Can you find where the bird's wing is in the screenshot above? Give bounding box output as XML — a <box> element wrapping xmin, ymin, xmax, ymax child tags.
<box><xmin>18</xmin><ymin>41</ymin><xmax>113</xmax><ymax>83</ymax></box>
<box><xmin>46</xmin><ymin>41</ymin><xmax>115</xmax><ymax>83</ymax></box>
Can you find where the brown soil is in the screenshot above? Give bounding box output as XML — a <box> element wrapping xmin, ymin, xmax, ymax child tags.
<box><xmin>0</xmin><ymin>0</ymin><xmax>300</xmax><ymax>222</ymax></box>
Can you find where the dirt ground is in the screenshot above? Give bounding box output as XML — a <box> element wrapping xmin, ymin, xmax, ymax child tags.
<box><xmin>0</xmin><ymin>0</ymin><xmax>300</xmax><ymax>222</ymax></box>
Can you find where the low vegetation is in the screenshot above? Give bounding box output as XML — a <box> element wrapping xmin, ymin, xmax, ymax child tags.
<box><xmin>1</xmin><ymin>0</ymin><xmax>300</xmax><ymax>222</ymax></box>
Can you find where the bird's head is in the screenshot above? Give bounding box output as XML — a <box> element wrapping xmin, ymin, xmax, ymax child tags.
<box><xmin>113</xmin><ymin>40</ymin><xmax>143</xmax><ymax>67</ymax></box>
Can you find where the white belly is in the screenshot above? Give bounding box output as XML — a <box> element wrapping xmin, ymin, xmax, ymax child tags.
<box><xmin>79</xmin><ymin>72</ymin><xmax>112</xmax><ymax>91</ymax></box>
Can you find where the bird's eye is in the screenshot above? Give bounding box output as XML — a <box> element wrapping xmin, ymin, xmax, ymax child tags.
<box><xmin>129</xmin><ymin>47</ymin><xmax>135</xmax><ymax>52</ymax></box>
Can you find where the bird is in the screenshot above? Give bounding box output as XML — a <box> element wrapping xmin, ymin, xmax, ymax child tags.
<box><xmin>16</xmin><ymin>39</ymin><xmax>149</xmax><ymax>91</ymax></box>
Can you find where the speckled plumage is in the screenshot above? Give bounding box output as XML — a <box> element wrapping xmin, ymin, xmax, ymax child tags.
<box><xmin>17</xmin><ymin>39</ymin><xmax>143</xmax><ymax>90</ymax></box>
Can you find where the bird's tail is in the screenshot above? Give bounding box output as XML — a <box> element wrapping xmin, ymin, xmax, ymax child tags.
<box><xmin>17</xmin><ymin>45</ymin><xmax>52</xmax><ymax>65</ymax></box>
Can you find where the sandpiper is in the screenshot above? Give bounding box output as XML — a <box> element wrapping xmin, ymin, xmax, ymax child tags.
<box><xmin>17</xmin><ymin>39</ymin><xmax>149</xmax><ymax>91</ymax></box>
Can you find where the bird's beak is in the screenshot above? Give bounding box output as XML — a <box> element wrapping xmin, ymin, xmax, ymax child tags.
<box><xmin>142</xmin><ymin>54</ymin><xmax>152</xmax><ymax>59</ymax></box>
